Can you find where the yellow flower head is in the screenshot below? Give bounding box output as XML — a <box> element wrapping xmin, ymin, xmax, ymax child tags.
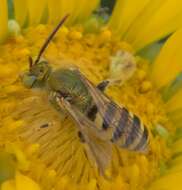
<box><xmin>0</xmin><ymin>1</ymin><xmax>182</xmax><ymax>190</ymax></box>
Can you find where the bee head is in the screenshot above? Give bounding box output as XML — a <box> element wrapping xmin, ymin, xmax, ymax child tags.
<box><xmin>22</xmin><ymin>14</ymin><xmax>69</xmax><ymax>88</ymax></box>
<box><xmin>22</xmin><ymin>57</ymin><xmax>51</xmax><ymax>88</ymax></box>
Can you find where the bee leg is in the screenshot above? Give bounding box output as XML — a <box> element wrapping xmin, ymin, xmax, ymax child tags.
<box><xmin>97</xmin><ymin>79</ymin><xmax>121</xmax><ymax>92</ymax></box>
<box><xmin>78</xmin><ymin>131</ymin><xmax>85</xmax><ymax>143</ymax></box>
<box><xmin>49</xmin><ymin>91</ymin><xmax>62</xmax><ymax>110</ymax></box>
<box><xmin>48</xmin><ymin>91</ymin><xmax>58</xmax><ymax>103</ymax></box>
<box><xmin>48</xmin><ymin>91</ymin><xmax>68</xmax><ymax>121</ymax></box>
<box><xmin>97</xmin><ymin>80</ymin><xmax>110</xmax><ymax>92</ymax></box>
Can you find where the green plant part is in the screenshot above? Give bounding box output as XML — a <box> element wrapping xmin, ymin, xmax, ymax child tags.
<box><xmin>0</xmin><ymin>151</ymin><xmax>16</xmax><ymax>185</ymax></box>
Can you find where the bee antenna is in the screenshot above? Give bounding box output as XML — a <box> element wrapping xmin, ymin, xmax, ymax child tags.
<box><xmin>34</xmin><ymin>14</ymin><xmax>69</xmax><ymax>65</ymax></box>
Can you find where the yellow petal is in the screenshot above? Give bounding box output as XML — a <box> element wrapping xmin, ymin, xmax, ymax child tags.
<box><xmin>67</xmin><ymin>0</ymin><xmax>85</xmax><ymax>24</ymax></box>
<box><xmin>5</xmin><ymin>143</ymin><xmax>30</xmax><ymax>171</ymax></box>
<box><xmin>76</xmin><ymin>0</ymin><xmax>100</xmax><ymax>22</ymax></box>
<box><xmin>0</xmin><ymin>152</ymin><xmax>16</xmax><ymax>185</ymax></box>
<box><xmin>108</xmin><ymin>0</ymin><xmax>150</xmax><ymax>37</ymax></box>
<box><xmin>13</xmin><ymin>0</ymin><xmax>28</xmax><ymax>27</ymax></box>
<box><xmin>1</xmin><ymin>180</ymin><xmax>15</xmax><ymax>190</ymax></box>
<box><xmin>110</xmin><ymin>0</ymin><xmax>165</xmax><ymax>45</ymax></box>
<box><xmin>0</xmin><ymin>0</ymin><xmax>8</xmax><ymax>43</ymax></box>
<box><xmin>47</xmin><ymin>0</ymin><xmax>74</xmax><ymax>24</ymax></box>
<box><xmin>48</xmin><ymin>0</ymin><xmax>100</xmax><ymax>24</ymax></box>
<box><xmin>58</xmin><ymin>0</ymin><xmax>77</xmax><ymax>25</ymax></box>
<box><xmin>166</xmin><ymin>89</ymin><xmax>182</xmax><ymax>114</ymax></box>
<box><xmin>170</xmin><ymin>155</ymin><xmax>182</xmax><ymax>167</ymax></box>
<box><xmin>47</xmin><ymin>0</ymin><xmax>62</xmax><ymax>24</ymax></box>
<box><xmin>148</xmin><ymin>171</ymin><xmax>182</xmax><ymax>190</ymax></box>
<box><xmin>151</xmin><ymin>28</ymin><xmax>182</xmax><ymax>89</ymax></box>
<box><xmin>167</xmin><ymin>162</ymin><xmax>182</xmax><ymax>174</ymax></box>
<box><xmin>27</xmin><ymin>0</ymin><xmax>47</xmax><ymax>26</ymax></box>
<box><xmin>47</xmin><ymin>0</ymin><xmax>99</xmax><ymax>25</ymax></box>
<box><xmin>1</xmin><ymin>173</ymin><xmax>41</xmax><ymax>190</ymax></box>
<box><xmin>171</xmin><ymin>138</ymin><xmax>182</xmax><ymax>155</ymax></box>
<box><xmin>120</xmin><ymin>0</ymin><xmax>182</xmax><ymax>51</ymax></box>
<box><xmin>16</xmin><ymin>172</ymin><xmax>41</xmax><ymax>190</ymax></box>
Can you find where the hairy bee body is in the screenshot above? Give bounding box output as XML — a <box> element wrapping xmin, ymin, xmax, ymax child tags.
<box><xmin>47</xmin><ymin>68</ymin><xmax>93</xmax><ymax>112</ymax></box>
<box><xmin>93</xmin><ymin>103</ymin><xmax>148</xmax><ymax>151</ymax></box>
<box><xmin>78</xmin><ymin>85</ymin><xmax>148</xmax><ymax>152</ymax></box>
<box><xmin>22</xmin><ymin>15</ymin><xmax>149</xmax><ymax>174</ymax></box>
<box><xmin>24</xmin><ymin>63</ymin><xmax>148</xmax><ymax>152</ymax></box>
<box><xmin>47</xmin><ymin>68</ymin><xmax>148</xmax><ymax>152</ymax></box>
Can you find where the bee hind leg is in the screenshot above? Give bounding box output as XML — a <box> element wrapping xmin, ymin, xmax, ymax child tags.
<box><xmin>97</xmin><ymin>79</ymin><xmax>121</xmax><ymax>92</ymax></box>
<box><xmin>97</xmin><ymin>80</ymin><xmax>110</xmax><ymax>91</ymax></box>
<box><xmin>78</xmin><ymin>131</ymin><xmax>85</xmax><ymax>143</ymax></box>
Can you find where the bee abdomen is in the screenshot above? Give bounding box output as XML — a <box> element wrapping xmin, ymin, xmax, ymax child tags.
<box><xmin>133</xmin><ymin>126</ymin><xmax>148</xmax><ymax>151</ymax></box>
<box><xmin>111</xmin><ymin>107</ymin><xmax>129</xmax><ymax>140</ymax></box>
<box><xmin>122</xmin><ymin>115</ymin><xmax>141</xmax><ymax>147</ymax></box>
<box><xmin>111</xmin><ymin>108</ymin><xmax>148</xmax><ymax>152</ymax></box>
<box><xmin>102</xmin><ymin>102</ymin><xmax>117</xmax><ymax>130</ymax></box>
<box><xmin>90</xmin><ymin>102</ymin><xmax>117</xmax><ymax>130</ymax></box>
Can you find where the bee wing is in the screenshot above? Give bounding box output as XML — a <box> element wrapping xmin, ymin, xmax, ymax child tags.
<box><xmin>72</xmin><ymin>69</ymin><xmax>148</xmax><ymax>151</ymax></box>
<box><xmin>72</xmin><ymin>69</ymin><xmax>117</xmax><ymax>125</ymax></box>
<box><xmin>58</xmin><ymin>96</ymin><xmax>112</xmax><ymax>176</ymax></box>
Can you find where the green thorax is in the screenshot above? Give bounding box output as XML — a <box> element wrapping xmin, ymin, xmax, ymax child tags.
<box><xmin>47</xmin><ymin>69</ymin><xmax>92</xmax><ymax>112</ymax></box>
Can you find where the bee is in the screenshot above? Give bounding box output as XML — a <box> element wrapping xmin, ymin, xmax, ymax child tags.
<box><xmin>22</xmin><ymin>15</ymin><xmax>149</xmax><ymax>175</ymax></box>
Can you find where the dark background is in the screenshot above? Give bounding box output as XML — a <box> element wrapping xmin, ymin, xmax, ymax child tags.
<box><xmin>8</xmin><ymin>0</ymin><xmax>116</xmax><ymax>19</ymax></box>
<box><xmin>101</xmin><ymin>0</ymin><xmax>116</xmax><ymax>13</ymax></box>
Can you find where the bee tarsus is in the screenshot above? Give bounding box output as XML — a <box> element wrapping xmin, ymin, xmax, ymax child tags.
<box><xmin>97</xmin><ymin>80</ymin><xmax>110</xmax><ymax>91</ymax></box>
<box><xmin>78</xmin><ymin>131</ymin><xmax>85</xmax><ymax>143</ymax></box>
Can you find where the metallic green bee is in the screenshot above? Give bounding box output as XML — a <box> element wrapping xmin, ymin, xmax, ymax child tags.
<box><xmin>22</xmin><ymin>15</ymin><xmax>149</xmax><ymax>175</ymax></box>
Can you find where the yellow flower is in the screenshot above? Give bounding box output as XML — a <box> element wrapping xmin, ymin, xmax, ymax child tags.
<box><xmin>0</xmin><ymin>0</ymin><xmax>182</xmax><ymax>190</ymax></box>
<box><xmin>1</xmin><ymin>172</ymin><xmax>41</xmax><ymax>190</ymax></box>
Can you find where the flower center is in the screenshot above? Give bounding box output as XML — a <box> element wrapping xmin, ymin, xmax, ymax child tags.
<box><xmin>0</xmin><ymin>24</ymin><xmax>173</xmax><ymax>190</ymax></box>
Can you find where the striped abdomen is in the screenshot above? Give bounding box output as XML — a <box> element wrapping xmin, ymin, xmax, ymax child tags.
<box><xmin>111</xmin><ymin>107</ymin><xmax>148</xmax><ymax>152</ymax></box>
<box><xmin>88</xmin><ymin>102</ymin><xmax>149</xmax><ymax>152</ymax></box>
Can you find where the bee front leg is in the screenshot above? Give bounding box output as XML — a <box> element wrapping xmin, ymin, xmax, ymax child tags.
<box><xmin>48</xmin><ymin>91</ymin><xmax>60</xmax><ymax>108</ymax></box>
<box><xmin>48</xmin><ymin>91</ymin><xmax>68</xmax><ymax>121</ymax></box>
